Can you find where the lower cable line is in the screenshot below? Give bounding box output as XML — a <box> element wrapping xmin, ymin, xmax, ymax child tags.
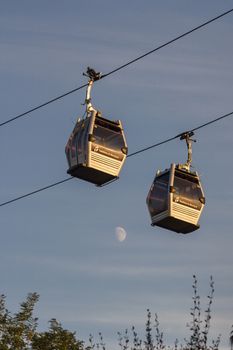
<box><xmin>127</xmin><ymin>135</ymin><xmax>178</xmax><ymax>158</ymax></box>
<box><xmin>1</xmin><ymin>109</ymin><xmax>233</xmax><ymax>208</ymax></box>
<box><xmin>0</xmin><ymin>178</ymin><xmax>73</xmax><ymax>208</ymax></box>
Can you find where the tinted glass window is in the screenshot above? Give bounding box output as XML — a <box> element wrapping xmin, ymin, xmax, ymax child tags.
<box><xmin>65</xmin><ymin>139</ymin><xmax>71</xmax><ymax>167</ymax></box>
<box><xmin>77</xmin><ymin>126</ymin><xmax>85</xmax><ymax>157</ymax></box>
<box><xmin>71</xmin><ymin>133</ymin><xmax>78</xmax><ymax>159</ymax></box>
<box><xmin>95</xmin><ymin>117</ymin><xmax>121</xmax><ymax>132</ymax></box>
<box><xmin>93</xmin><ymin>124</ymin><xmax>125</xmax><ymax>150</ymax></box>
<box><xmin>173</xmin><ymin>173</ymin><xmax>202</xmax><ymax>210</ymax></box>
<box><xmin>148</xmin><ymin>173</ymin><xmax>169</xmax><ymax>216</ymax></box>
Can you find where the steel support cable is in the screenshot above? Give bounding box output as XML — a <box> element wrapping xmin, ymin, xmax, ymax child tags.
<box><xmin>101</xmin><ymin>8</ymin><xmax>233</xmax><ymax>79</ymax></box>
<box><xmin>1</xmin><ymin>109</ymin><xmax>233</xmax><ymax>208</ymax></box>
<box><xmin>191</xmin><ymin>110</ymin><xmax>233</xmax><ymax>133</ymax></box>
<box><xmin>0</xmin><ymin>83</ymin><xmax>88</xmax><ymax>128</ymax></box>
<box><xmin>1</xmin><ymin>7</ymin><xmax>233</xmax><ymax>128</ymax></box>
<box><xmin>0</xmin><ymin>178</ymin><xmax>73</xmax><ymax>207</ymax></box>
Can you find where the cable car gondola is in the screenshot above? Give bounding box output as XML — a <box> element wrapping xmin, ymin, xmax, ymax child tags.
<box><xmin>65</xmin><ymin>68</ymin><xmax>128</xmax><ymax>186</ymax></box>
<box><xmin>146</xmin><ymin>132</ymin><xmax>205</xmax><ymax>234</ymax></box>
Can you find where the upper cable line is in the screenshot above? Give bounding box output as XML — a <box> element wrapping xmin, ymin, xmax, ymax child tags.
<box><xmin>0</xmin><ymin>7</ymin><xmax>233</xmax><ymax>128</ymax></box>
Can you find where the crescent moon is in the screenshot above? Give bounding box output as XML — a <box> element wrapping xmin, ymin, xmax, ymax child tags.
<box><xmin>115</xmin><ymin>226</ymin><xmax>127</xmax><ymax>242</ymax></box>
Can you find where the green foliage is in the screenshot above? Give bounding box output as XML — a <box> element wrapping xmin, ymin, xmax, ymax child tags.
<box><xmin>32</xmin><ymin>319</ymin><xmax>84</xmax><ymax>350</ymax></box>
<box><xmin>0</xmin><ymin>292</ymin><xmax>39</xmax><ymax>350</ymax></box>
<box><xmin>0</xmin><ymin>293</ymin><xmax>84</xmax><ymax>350</ymax></box>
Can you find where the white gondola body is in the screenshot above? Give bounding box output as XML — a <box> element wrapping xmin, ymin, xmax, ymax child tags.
<box><xmin>65</xmin><ymin>111</ymin><xmax>127</xmax><ymax>186</ymax></box>
<box><xmin>146</xmin><ymin>163</ymin><xmax>205</xmax><ymax>234</ymax></box>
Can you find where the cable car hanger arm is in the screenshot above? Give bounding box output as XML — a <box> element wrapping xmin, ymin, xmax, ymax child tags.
<box><xmin>83</xmin><ymin>67</ymin><xmax>102</xmax><ymax>115</ymax></box>
<box><xmin>178</xmin><ymin>131</ymin><xmax>196</xmax><ymax>171</ymax></box>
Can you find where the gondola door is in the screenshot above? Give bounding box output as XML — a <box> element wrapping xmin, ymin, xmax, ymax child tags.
<box><xmin>147</xmin><ymin>169</ymin><xmax>171</xmax><ymax>225</ymax></box>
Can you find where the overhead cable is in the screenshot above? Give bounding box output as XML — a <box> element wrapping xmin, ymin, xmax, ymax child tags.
<box><xmin>1</xmin><ymin>7</ymin><xmax>233</xmax><ymax>128</ymax></box>
<box><xmin>128</xmin><ymin>110</ymin><xmax>233</xmax><ymax>158</ymax></box>
<box><xmin>101</xmin><ymin>8</ymin><xmax>233</xmax><ymax>79</ymax></box>
<box><xmin>0</xmin><ymin>83</ymin><xmax>88</xmax><ymax>128</ymax></box>
<box><xmin>1</xmin><ymin>109</ymin><xmax>233</xmax><ymax>208</ymax></box>
<box><xmin>0</xmin><ymin>178</ymin><xmax>73</xmax><ymax>208</ymax></box>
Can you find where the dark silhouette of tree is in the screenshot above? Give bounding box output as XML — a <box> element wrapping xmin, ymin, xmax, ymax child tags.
<box><xmin>230</xmin><ymin>325</ymin><xmax>233</xmax><ymax>350</ymax></box>
<box><xmin>115</xmin><ymin>276</ymin><xmax>221</xmax><ymax>350</ymax></box>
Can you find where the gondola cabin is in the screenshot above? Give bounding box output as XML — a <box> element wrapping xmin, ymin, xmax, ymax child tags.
<box><xmin>146</xmin><ymin>163</ymin><xmax>205</xmax><ymax>234</ymax></box>
<box><xmin>65</xmin><ymin>110</ymin><xmax>128</xmax><ymax>186</ymax></box>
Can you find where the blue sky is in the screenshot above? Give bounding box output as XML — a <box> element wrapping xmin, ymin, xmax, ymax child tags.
<box><xmin>1</xmin><ymin>1</ymin><xmax>233</xmax><ymax>349</ymax></box>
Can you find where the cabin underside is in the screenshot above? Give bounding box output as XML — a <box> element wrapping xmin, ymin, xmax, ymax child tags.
<box><xmin>151</xmin><ymin>215</ymin><xmax>200</xmax><ymax>234</ymax></box>
<box><xmin>67</xmin><ymin>164</ymin><xmax>117</xmax><ymax>186</ymax></box>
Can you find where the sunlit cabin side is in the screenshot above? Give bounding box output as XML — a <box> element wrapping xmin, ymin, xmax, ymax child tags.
<box><xmin>65</xmin><ymin>110</ymin><xmax>128</xmax><ymax>186</ymax></box>
<box><xmin>146</xmin><ymin>163</ymin><xmax>205</xmax><ymax>234</ymax></box>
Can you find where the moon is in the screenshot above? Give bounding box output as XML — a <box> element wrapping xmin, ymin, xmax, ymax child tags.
<box><xmin>115</xmin><ymin>226</ymin><xmax>127</xmax><ymax>242</ymax></box>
